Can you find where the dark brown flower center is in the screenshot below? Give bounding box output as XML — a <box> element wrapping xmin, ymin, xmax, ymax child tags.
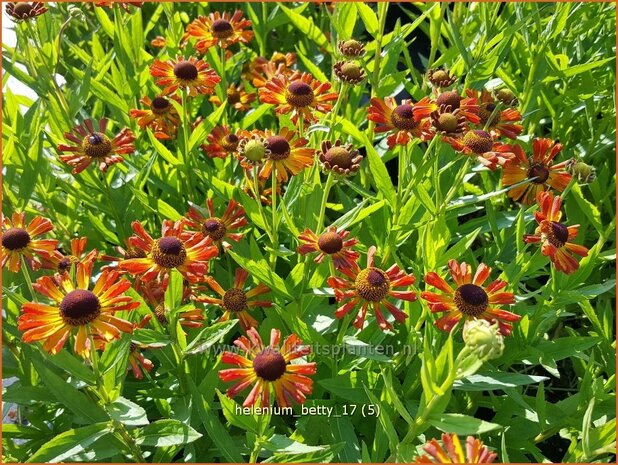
<box><xmin>202</xmin><ymin>217</ymin><xmax>227</xmax><ymax>241</ymax></box>
<box><xmin>2</xmin><ymin>227</ymin><xmax>31</xmax><ymax>250</ymax></box>
<box><xmin>462</xmin><ymin>130</ymin><xmax>493</xmax><ymax>154</ymax></box>
<box><xmin>285</xmin><ymin>81</ymin><xmax>314</xmax><ymax>107</ymax></box>
<box><xmin>82</xmin><ymin>132</ymin><xmax>113</xmax><ymax>158</ymax></box>
<box><xmin>323</xmin><ymin>146</ymin><xmax>352</xmax><ymax>169</ymax></box>
<box><xmin>152</xmin><ymin>236</ymin><xmax>187</xmax><ymax>268</ymax></box>
<box><xmin>317</xmin><ymin>231</ymin><xmax>343</xmax><ymax>254</ymax></box>
<box><xmin>222</xmin><ymin>287</ymin><xmax>248</xmax><ymax>313</ymax></box>
<box><xmin>436</xmin><ymin>113</ymin><xmax>459</xmax><ymax>133</ymax></box>
<box><xmin>478</xmin><ymin>102</ymin><xmax>498</xmax><ymax>125</ymax></box>
<box><xmin>355</xmin><ymin>267</ymin><xmax>390</xmax><ymax>302</ymax></box>
<box><xmin>253</xmin><ymin>349</ymin><xmax>287</xmax><ymax>381</ymax></box>
<box><xmin>548</xmin><ymin>221</ymin><xmax>569</xmax><ymax>246</ymax></box>
<box><xmin>391</xmin><ymin>104</ymin><xmax>418</xmax><ymax>131</ymax></box>
<box><xmin>59</xmin><ymin>289</ymin><xmax>101</xmax><ymax>326</ymax></box>
<box><xmin>151</xmin><ymin>96</ymin><xmax>170</xmax><ymax>114</ymax></box>
<box><xmin>266</xmin><ymin>136</ymin><xmax>291</xmax><ymax>160</ymax></box>
<box><xmin>527</xmin><ymin>163</ymin><xmax>550</xmax><ymax>183</ymax></box>
<box><xmin>58</xmin><ymin>255</ymin><xmax>79</xmax><ymax>273</ymax></box>
<box><xmin>12</xmin><ymin>3</ymin><xmax>34</xmax><ymax>17</ymax></box>
<box><xmin>211</xmin><ymin>19</ymin><xmax>234</xmax><ymax>39</ymax></box>
<box><xmin>454</xmin><ymin>283</ymin><xmax>488</xmax><ymax>316</ymax></box>
<box><xmin>173</xmin><ymin>60</ymin><xmax>198</xmax><ymax>81</ymax></box>
<box><xmin>226</xmin><ymin>87</ymin><xmax>241</xmax><ymax>104</ymax></box>
<box><xmin>221</xmin><ymin>134</ymin><xmax>240</xmax><ymax>152</ymax></box>
<box><xmin>436</xmin><ymin>91</ymin><xmax>461</xmax><ymax>110</ymax></box>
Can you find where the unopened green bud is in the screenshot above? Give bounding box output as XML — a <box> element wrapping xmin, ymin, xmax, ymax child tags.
<box><xmin>462</xmin><ymin>319</ymin><xmax>504</xmax><ymax>361</ymax></box>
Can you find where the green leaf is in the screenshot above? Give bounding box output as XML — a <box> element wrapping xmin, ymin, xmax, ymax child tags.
<box><xmin>262</xmin><ymin>435</ymin><xmax>343</xmax><ymax>463</ymax></box>
<box><xmin>228</xmin><ymin>249</ymin><xmax>293</xmax><ymax>300</ymax></box>
<box><xmin>30</xmin><ymin>353</ymin><xmax>108</xmax><ymax>423</ymax></box>
<box><xmin>108</xmin><ymin>396</ymin><xmax>149</xmax><ymax>426</ymax></box>
<box><xmin>279</xmin><ymin>5</ymin><xmax>331</xmax><ymax>53</ymax></box>
<box><xmin>165</xmin><ymin>269</ymin><xmax>184</xmax><ymax>311</ymax></box>
<box><xmin>47</xmin><ymin>349</ymin><xmax>96</xmax><ymax>385</ymax></box>
<box><xmin>133</xmin><ymin>419</ymin><xmax>201</xmax><ymax>447</ymax></box>
<box><xmin>185</xmin><ymin>320</ymin><xmax>237</xmax><ymax>355</ymax></box>
<box><xmin>28</xmin><ymin>423</ymin><xmax>112</xmax><ymax>463</ymax></box>
<box><xmin>216</xmin><ymin>389</ymin><xmax>259</xmax><ymax>433</ymax></box>
<box><xmin>453</xmin><ymin>373</ymin><xmax>549</xmax><ymax>391</ymax></box>
<box><xmin>366</xmin><ymin>145</ymin><xmax>397</xmax><ymax>206</ymax></box>
<box><xmin>148</xmin><ymin>130</ymin><xmax>181</xmax><ymax>166</ymax></box>
<box><xmin>87</xmin><ymin>211</ymin><xmax>118</xmax><ymax>244</ymax></box>
<box><xmin>132</xmin><ymin>328</ymin><xmax>171</xmax><ymax>348</ymax></box>
<box><xmin>357</xmin><ymin>3</ymin><xmax>379</xmax><ymax>37</ymax></box>
<box><xmin>189</xmin><ymin>379</ymin><xmax>244</xmax><ymax>462</ymax></box>
<box><xmin>332</xmin><ymin>3</ymin><xmax>357</xmax><ymax>40</ymax></box>
<box><xmin>427</xmin><ymin>413</ymin><xmax>503</xmax><ymax>435</ymax></box>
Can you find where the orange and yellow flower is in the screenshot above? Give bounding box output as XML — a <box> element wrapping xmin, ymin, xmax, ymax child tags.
<box><xmin>502</xmin><ymin>138</ymin><xmax>572</xmax><ymax>205</ymax></box>
<box><xmin>524</xmin><ymin>191</ymin><xmax>589</xmax><ymax>275</ymax></box>
<box><xmin>327</xmin><ymin>246</ymin><xmax>416</xmax><ymax>331</ymax></box>
<box><xmin>442</xmin><ymin>129</ymin><xmax>514</xmax><ymax>170</ymax></box>
<box><xmin>219</xmin><ymin>328</ymin><xmax>316</xmax><ymax>408</ymax></box>
<box><xmin>209</xmin><ymin>83</ymin><xmax>256</xmax><ymax>112</ymax></box>
<box><xmin>184</xmin><ymin>10</ymin><xmax>253</xmax><ymax>53</ymax></box>
<box><xmin>198</xmin><ymin>268</ymin><xmax>271</xmax><ymax>331</ymax></box>
<box><xmin>368</xmin><ymin>96</ymin><xmax>434</xmax><ymax>148</ymax></box>
<box><xmin>184</xmin><ymin>198</ymin><xmax>247</xmax><ymax>250</ymax></box>
<box><xmin>246</xmin><ymin>52</ymin><xmax>296</xmax><ymax>88</ymax></box>
<box><xmin>151</xmin><ymin>56</ymin><xmax>220</xmax><ymax>97</ymax></box>
<box><xmin>57</xmin><ymin>118</ymin><xmax>135</xmax><ymax>174</ymax></box>
<box><xmin>2</xmin><ymin>212</ymin><xmax>61</xmax><ymax>273</ymax></box>
<box><xmin>119</xmin><ymin>220</ymin><xmax>217</xmax><ymax>283</ymax></box>
<box><xmin>130</xmin><ymin>95</ymin><xmax>181</xmax><ymax>140</ymax></box>
<box><xmin>259</xmin><ymin>71</ymin><xmax>338</xmax><ymax>125</ymax></box>
<box><xmin>201</xmin><ymin>125</ymin><xmax>246</xmax><ymax>159</ymax></box>
<box><xmin>415</xmin><ymin>433</ymin><xmax>497</xmax><ymax>463</ymax></box>
<box><xmin>52</xmin><ymin>237</ymin><xmax>95</xmax><ymax>273</ymax></box>
<box><xmin>421</xmin><ymin>259</ymin><xmax>520</xmax><ymax>336</ymax></box>
<box><xmin>466</xmin><ymin>89</ymin><xmax>523</xmax><ymax>139</ymax></box>
<box><xmin>18</xmin><ymin>258</ymin><xmax>138</xmax><ymax>357</ymax></box>
<box><xmin>297</xmin><ymin>226</ymin><xmax>359</xmax><ymax>271</ymax></box>
<box><xmin>258</xmin><ymin>127</ymin><xmax>314</xmax><ymax>183</ymax></box>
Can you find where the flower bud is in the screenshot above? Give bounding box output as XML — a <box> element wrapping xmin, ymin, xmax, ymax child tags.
<box><xmin>462</xmin><ymin>319</ymin><xmax>504</xmax><ymax>361</ymax></box>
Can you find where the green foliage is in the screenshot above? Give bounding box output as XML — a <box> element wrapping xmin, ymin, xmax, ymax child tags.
<box><xmin>2</xmin><ymin>2</ymin><xmax>615</xmax><ymax>464</ymax></box>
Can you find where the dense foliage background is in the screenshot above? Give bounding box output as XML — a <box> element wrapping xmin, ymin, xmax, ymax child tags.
<box><xmin>2</xmin><ymin>2</ymin><xmax>616</xmax><ymax>463</ymax></box>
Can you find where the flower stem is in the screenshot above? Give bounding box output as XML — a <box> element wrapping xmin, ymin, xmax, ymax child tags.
<box><xmin>181</xmin><ymin>89</ymin><xmax>195</xmax><ymax>199</ymax></box>
<box><xmin>270</xmin><ymin>167</ymin><xmax>279</xmax><ymax>267</ymax></box>
<box><xmin>219</xmin><ymin>46</ymin><xmax>228</xmax><ymax>123</ymax></box>
<box><xmin>328</xmin><ymin>84</ymin><xmax>347</xmax><ymax>141</ymax></box>
<box><xmin>247</xmin><ymin>167</ymin><xmax>274</xmax><ymax>243</ymax></box>
<box><xmin>316</xmin><ymin>172</ymin><xmax>335</xmax><ymax>231</ymax></box>
<box><xmin>440</xmin><ymin>158</ymin><xmax>472</xmax><ymax>211</ymax></box>
<box><xmin>20</xmin><ymin>257</ymin><xmax>37</xmax><ymax>302</ymax></box>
